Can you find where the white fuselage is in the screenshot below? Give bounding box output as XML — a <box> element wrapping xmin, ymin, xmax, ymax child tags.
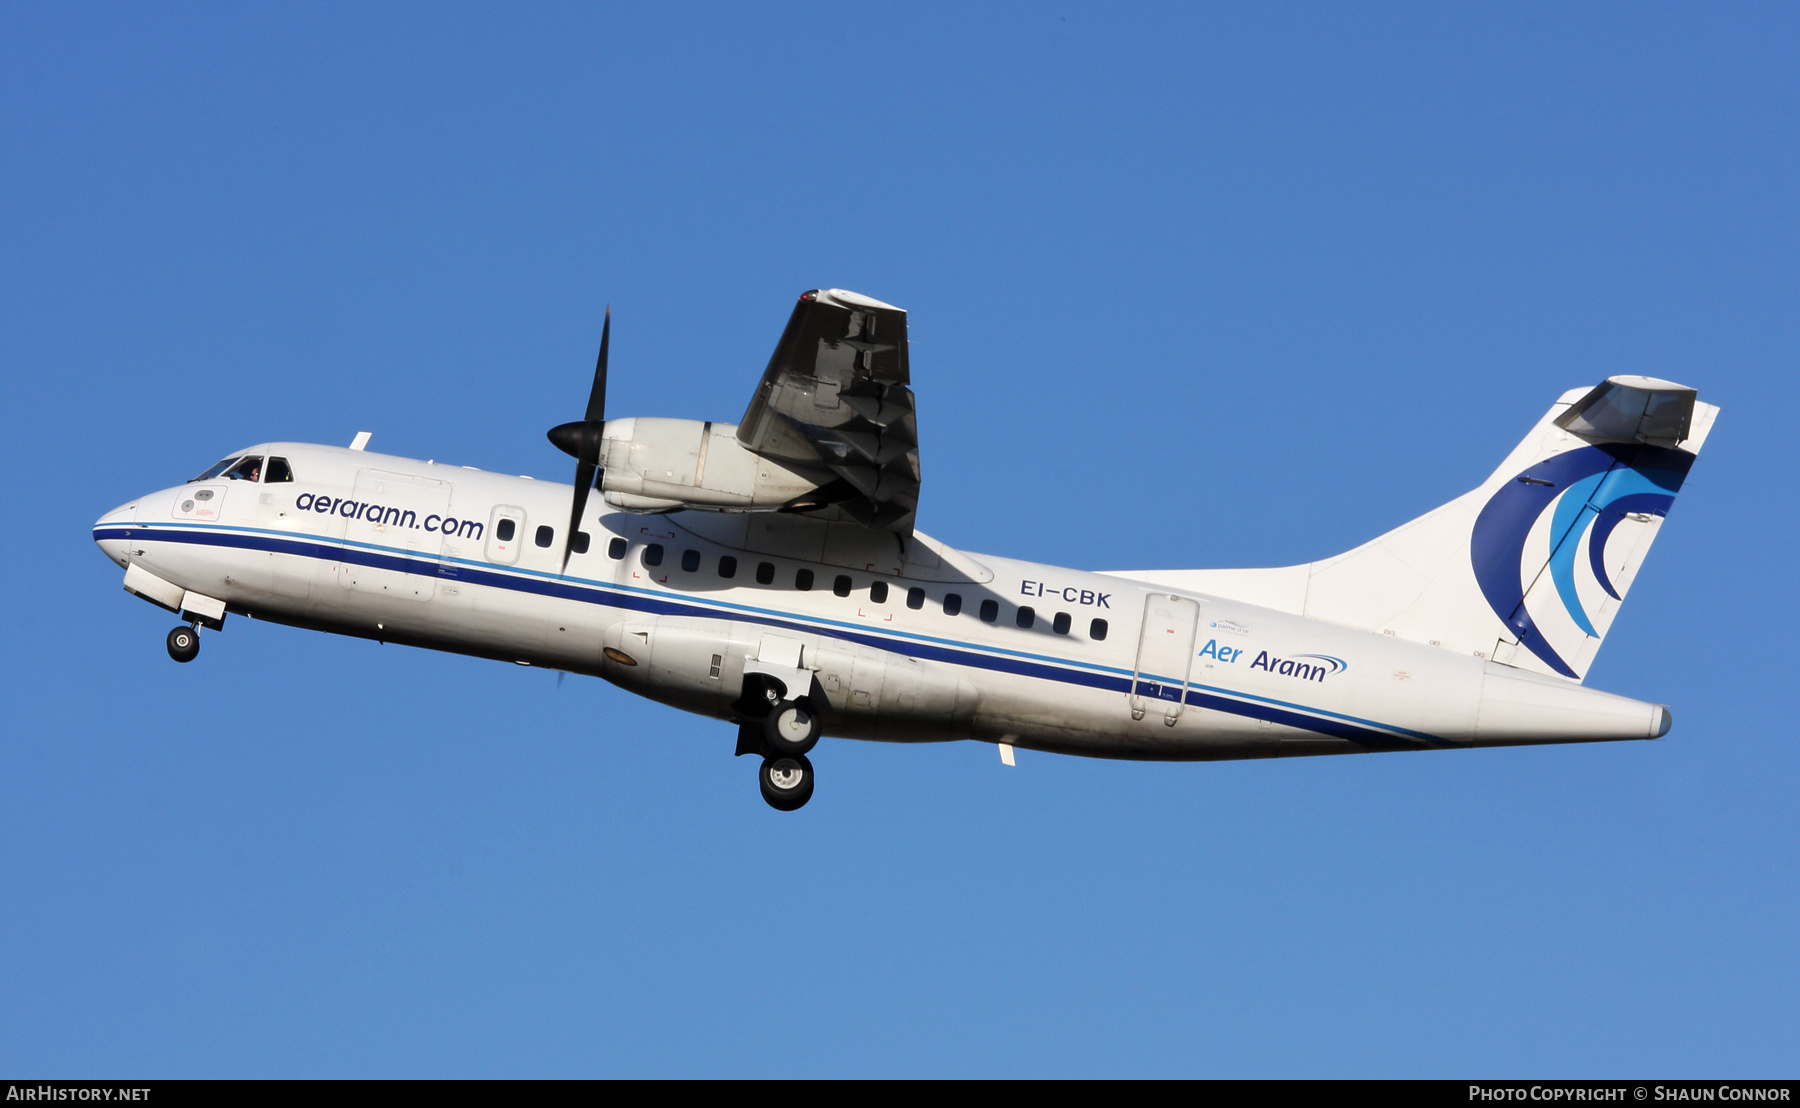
<box><xmin>93</xmin><ymin>442</ymin><xmax>1668</xmax><ymax>760</ymax></box>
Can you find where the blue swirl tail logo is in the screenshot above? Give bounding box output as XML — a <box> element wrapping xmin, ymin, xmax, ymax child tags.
<box><xmin>1471</xmin><ymin>443</ymin><xmax>1691</xmax><ymax>677</ymax></box>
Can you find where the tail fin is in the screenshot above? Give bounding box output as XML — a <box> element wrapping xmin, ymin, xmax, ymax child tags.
<box><xmin>1106</xmin><ymin>377</ymin><xmax>1719</xmax><ymax>682</ymax></box>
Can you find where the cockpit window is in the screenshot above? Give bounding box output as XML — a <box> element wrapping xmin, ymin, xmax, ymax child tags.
<box><xmin>192</xmin><ymin>456</ymin><xmax>241</xmax><ymax>482</ymax></box>
<box><xmin>224</xmin><ymin>456</ymin><xmax>265</xmax><ymax>481</ymax></box>
<box><xmin>264</xmin><ymin>457</ymin><xmax>294</xmax><ymax>483</ymax></box>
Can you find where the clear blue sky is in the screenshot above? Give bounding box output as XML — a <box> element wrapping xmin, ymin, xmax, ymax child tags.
<box><xmin>3</xmin><ymin>2</ymin><xmax>1796</xmax><ymax>1077</ymax></box>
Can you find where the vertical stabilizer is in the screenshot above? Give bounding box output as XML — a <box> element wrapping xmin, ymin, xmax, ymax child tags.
<box><xmin>1105</xmin><ymin>377</ymin><xmax>1718</xmax><ymax>682</ymax></box>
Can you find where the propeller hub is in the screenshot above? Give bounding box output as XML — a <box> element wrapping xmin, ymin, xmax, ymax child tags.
<box><xmin>547</xmin><ymin>420</ymin><xmax>602</xmax><ymax>460</ymax></box>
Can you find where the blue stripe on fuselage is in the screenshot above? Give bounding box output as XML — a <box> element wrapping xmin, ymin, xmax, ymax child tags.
<box><xmin>96</xmin><ymin>522</ymin><xmax>1445</xmax><ymax>748</ymax></box>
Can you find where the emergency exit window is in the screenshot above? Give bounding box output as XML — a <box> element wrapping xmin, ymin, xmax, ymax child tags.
<box><xmin>496</xmin><ymin>519</ymin><xmax>517</xmax><ymax>542</ymax></box>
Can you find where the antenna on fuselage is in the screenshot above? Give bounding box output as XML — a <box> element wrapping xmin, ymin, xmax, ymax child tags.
<box><xmin>545</xmin><ymin>306</ymin><xmax>610</xmax><ymax>575</ymax></box>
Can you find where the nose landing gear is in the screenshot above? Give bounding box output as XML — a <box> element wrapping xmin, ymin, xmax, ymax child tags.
<box><xmin>166</xmin><ymin>624</ymin><xmax>200</xmax><ymax>663</ymax></box>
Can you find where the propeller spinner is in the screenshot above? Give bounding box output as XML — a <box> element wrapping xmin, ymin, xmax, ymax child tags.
<box><xmin>546</xmin><ymin>307</ymin><xmax>610</xmax><ymax>573</ymax></box>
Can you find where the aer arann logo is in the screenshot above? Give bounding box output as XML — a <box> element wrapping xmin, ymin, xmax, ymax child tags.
<box><xmin>1249</xmin><ymin>652</ymin><xmax>1346</xmax><ymax>683</ymax></box>
<box><xmin>1470</xmin><ymin>443</ymin><xmax>1691</xmax><ymax>678</ymax></box>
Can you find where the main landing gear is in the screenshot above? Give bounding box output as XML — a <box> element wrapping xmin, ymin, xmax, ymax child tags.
<box><xmin>764</xmin><ymin>699</ymin><xmax>820</xmax><ymax>756</ymax></box>
<box><xmin>759</xmin><ymin>753</ymin><xmax>815</xmax><ymax>811</ymax></box>
<box><xmin>738</xmin><ymin>687</ymin><xmax>822</xmax><ymax>811</ymax></box>
<box><xmin>166</xmin><ymin>624</ymin><xmax>200</xmax><ymax>663</ymax></box>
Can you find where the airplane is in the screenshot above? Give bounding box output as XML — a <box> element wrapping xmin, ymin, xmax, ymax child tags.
<box><xmin>92</xmin><ymin>288</ymin><xmax>1718</xmax><ymax>811</ymax></box>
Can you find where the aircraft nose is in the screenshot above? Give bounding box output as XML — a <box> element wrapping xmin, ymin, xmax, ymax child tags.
<box><xmin>93</xmin><ymin>500</ymin><xmax>139</xmax><ymax>567</ymax></box>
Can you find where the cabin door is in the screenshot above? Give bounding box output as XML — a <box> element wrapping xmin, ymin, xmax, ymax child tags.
<box><xmin>1130</xmin><ymin>594</ymin><xmax>1202</xmax><ymax>725</ymax></box>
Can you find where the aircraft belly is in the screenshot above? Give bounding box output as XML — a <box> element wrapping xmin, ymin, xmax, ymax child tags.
<box><xmin>600</xmin><ymin>615</ymin><xmax>982</xmax><ymax>736</ymax></box>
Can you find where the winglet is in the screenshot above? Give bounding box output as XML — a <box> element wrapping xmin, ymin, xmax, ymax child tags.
<box><xmin>349</xmin><ymin>431</ymin><xmax>373</xmax><ymax>451</ymax></box>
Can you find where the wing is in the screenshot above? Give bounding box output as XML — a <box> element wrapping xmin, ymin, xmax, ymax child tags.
<box><xmin>737</xmin><ymin>289</ymin><xmax>920</xmax><ymax>534</ymax></box>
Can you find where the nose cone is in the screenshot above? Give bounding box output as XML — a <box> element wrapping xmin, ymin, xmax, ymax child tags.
<box><xmin>93</xmin><ymin>500</ymin><xmax>138</xmax><ymax>567</ymax></box>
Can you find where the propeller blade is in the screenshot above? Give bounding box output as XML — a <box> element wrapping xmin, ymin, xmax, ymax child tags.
<box><xmin>585</xmin><ymin>307</ymin><xmax>610</xmax><ymax>422</ymax></box>
<box><xmin>563</xmin><ymin>455</ymin><xmax>597</xmax><ymax>574</ymax></box>
<box><xmin>553</xmin><ymin>307</ymin><xmax>612</xmax><ymax>575</ymax></box>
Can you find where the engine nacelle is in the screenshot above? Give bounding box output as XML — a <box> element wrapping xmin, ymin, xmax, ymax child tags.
<box><xmin>599</xmin><ymin>417</ymin><xmax>831</xmax><ymax>513</ymax></box>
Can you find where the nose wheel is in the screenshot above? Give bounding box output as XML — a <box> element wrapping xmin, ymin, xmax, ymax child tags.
<box><xmin>759</xmin><ymin>753</ymin><xmax>814</xmax><ymax>811</ymax></box>
<box><xmin>166</xmin><ymin>625</ymin><xmax>200</xmax><ymax>663</ymax></box>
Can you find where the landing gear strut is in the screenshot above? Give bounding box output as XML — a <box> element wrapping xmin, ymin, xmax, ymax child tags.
<box><xmin>166</xmin><ymin>625</ymin><xmax>200</xmax><ymax>663</ymax></box>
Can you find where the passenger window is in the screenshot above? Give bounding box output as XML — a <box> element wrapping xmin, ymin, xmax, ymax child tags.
<box><xmin>943</xmin><ymin>593</ymin><xmax>963</xmax><ymax>616</ymax></box>
<box><xmin>535</xmin><ymin>525</ymin><xmax>554</xmax><ymax>548</ymax></box>
<box><xmin>192</xmin><ymin>456</ymin><xmax>241</xmax><ymax>482</ymax></box>
<box><xmin>795</xmin><ymin>569</ymin><xmax>814</xmax><ymax>591</ymax></box>
<box><xmin>907</xmin><ymin>587</ymin><xmax>925</xmax><ymax>610</ymax></box>
<box><xmin>718</xmin><ymin>555</ymin><xmax>738</xmax><ymax>579</ymax></box>
<box><xmin>833</xmin><ymin>575</ymin><xmax>852</xmax><ymax>597</ymax></box>
<box><xmin>870</xmin><ymin>581</ymin><xmax>889</xmax><ymax>604</ymax></box>
<box><xmin>1053</xmin><ymin>612</ymin><xmax>1072</xmax><ymax>635</ymax></box>
<box><xmin>644</xmin><ymin>544</ymin><xmax>664</xmax><ymax>567</ymax></box>
<box><xmin>980</xmin><ymin>599</ymin><xmax>999</xmax><ymax>623</ymax></box>
<box><xmin>1090</xmin><ymin>618</ymin><xmax>1109</xmax><ymax>641</ymax></box>
<box><xmin>756</xmin><ymin>562</ymin><xmax>775</xmax><ymax>585</ymax></box>
<box><xmin>264</xmin><ymin>457</ymin><xmax>294</xmax><ymax>483</ymax></box>
<box><xmin>226</xmin><ymin>455</ymin><xmax>264</xmax><ymax>482</ymax></box>
<box><xmin>681</xmin><ymin>549</ymin><xmax>701</xmax><ymax>572</ymax></box>
<box><xmin>572</xmin><ymin>531</ymin><xmax>590</xmax><ymax>554</ymax></box>
<box><xmin>497</xmin><ymin>519</ymin><xmax>517</xmax><ymax>542</ymax></box>
<box><xmin>1017</xmin><ymin>606</ymin><xmax>1035</xmax><ymax>629</ymax></box>
<box><xmin>608</xmin><ymin>537</ymin><xmax>627</xmax><ymax>559</ymax></box>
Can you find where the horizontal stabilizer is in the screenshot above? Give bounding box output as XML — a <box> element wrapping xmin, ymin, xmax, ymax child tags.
<box><xmin>1554</xmin><ymin>375</ymin><xmax>1696</xmax><ymax>445</ymax></box>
